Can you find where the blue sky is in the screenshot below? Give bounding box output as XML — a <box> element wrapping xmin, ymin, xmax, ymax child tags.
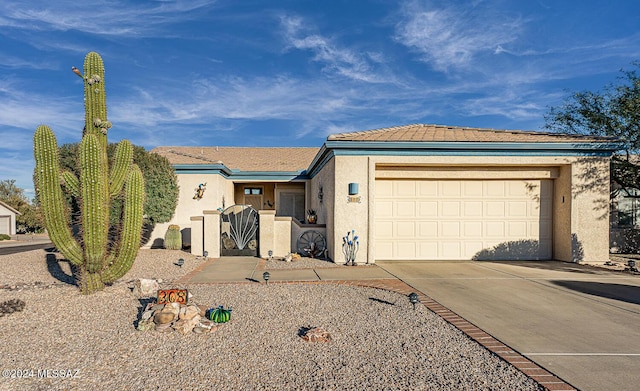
<box><xmin>2</xmin><ymin>0</ymin><xmax>640</xmax><ymax>199</ymax></box>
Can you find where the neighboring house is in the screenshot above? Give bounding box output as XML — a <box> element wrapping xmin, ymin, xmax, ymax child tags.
<box><xmin>0</xmin><ymin>200</ymin><xmax>20</xmax><ymax>236</ymax></box>
<box><xmin>610</xmin><ymin>185</ymin><xmax>640</xmax><ymax>253</ymax></box>
<box><xmin>150</xmin><ymin>124</ymin><xmax>621</xmax><ymax>264</ymax></box>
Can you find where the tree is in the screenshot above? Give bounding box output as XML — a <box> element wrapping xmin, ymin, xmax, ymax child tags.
<box><xmin>544</xmin><ymin>62</ymin><xmax>640</xmax><ymax>195</ymax></box>
<box><xmin>0</xmin><ymin>179</ymin><xmax>44</xmax><ymax>233</ymax></box>
<box><xmin>58</xmin><ymin>142</ymin><xmax>179</xmax><ymax>228</ymax></box>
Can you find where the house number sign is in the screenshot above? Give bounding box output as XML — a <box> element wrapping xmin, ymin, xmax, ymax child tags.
<box><xmin>157</xmin><ymin>289</ymin><xmax>188</xmax><ymax>305</ymax></box>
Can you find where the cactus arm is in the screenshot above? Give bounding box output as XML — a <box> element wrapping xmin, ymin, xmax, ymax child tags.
<box><xmin>102</xmin><ymin>165</ymin><xmax>145</xmax><ymax>283</ymax></box>
<box><xmin>34</xmin><ymin>125</ymin><xmax>83</xmax><ymax>264</ymax></box>
<box><xmin>83</xmin><ymin>52</ymin><xmax>109</xmax><ymax>149</ymax></box>
<box><xmin>109</xmin><ymin>139</ymin><xmax>133</xmax><ymax>198</ymax></box>
<box><xmin>61</xmin><ymin>170</ymin><xmax>80</xmax><ymax>198</ymax></box>
<box><xmin>80</xmin><ymin>133</ymin><xmax>109</xmax><ymax>273</ymax></box>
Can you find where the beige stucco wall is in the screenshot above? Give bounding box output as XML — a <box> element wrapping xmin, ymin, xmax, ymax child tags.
<box><xmin>163</xmin><ymin>152</ymin><xmax>611</xmax><ymax>265</ymax></box>
<box><xmin>331</xmin><ymin>155</ymin><xmax>370</xmax><ymax>264</ymax></box>
<box><xmin>322</xmin><ymin>154</ymin><xmax>611</xmax><ymax>264</ymax></box>
<box><xmin>310</xmin><ymin>158</ymin><xmax>336</xmax><ymax>260</ymax></box>
<box><xmin>144</xmin><ymin>173</ymin><xmax>234</xmax><ymax>249</ymax></box>
<box><xmin>569</xmin><ymin>157</ymin><xmax>611</xmax><ymax>262</ymax></box>
<box><xmin>553</xmin><ymin>165</ymin><xmax>572</xmax><ymax>261</ymax></box>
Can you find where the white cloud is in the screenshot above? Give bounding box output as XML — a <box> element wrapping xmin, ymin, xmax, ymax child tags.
<box><xmin>394</xmin><ymin>0</ymin><xmax>522</xmax><ymax>72</ymax></box>
<box><xmin>280</xmin><ymin>15</ymin><xmax>398</xmax><ymax>84</ymax></box>
<box><xmin>0</xmin><ymin>0</ymin><xmax>218</xmax><ymax>37</ymax></box>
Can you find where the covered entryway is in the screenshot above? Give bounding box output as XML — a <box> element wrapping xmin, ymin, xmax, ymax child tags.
<box><xmin>374</xmin><ymin>177</ymin><xmax>553</xmax><ymax>260</ymax></box>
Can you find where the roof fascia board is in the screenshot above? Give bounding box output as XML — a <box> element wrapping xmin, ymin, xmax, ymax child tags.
<box><xmin>325</xmin><ymin>140</ymin><xmax>624</xmax><ymax>152</ymax></box>
<box><xmin>174</xmin><ymin>164</ymin><xmax>306</xmax><ymax>181</ymax></box>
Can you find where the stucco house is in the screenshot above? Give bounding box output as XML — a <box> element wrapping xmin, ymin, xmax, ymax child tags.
<box><xmin>0</xmin><ymin>200</ymin><xmax>20</xmax><ymax>236</ymax></box>
<box><xmin>149</xmin><ymin>124</ymin><xmax>621</xmax><ymax>264</ymax></box>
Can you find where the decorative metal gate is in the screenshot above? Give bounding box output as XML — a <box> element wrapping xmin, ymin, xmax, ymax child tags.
<box><xmin>220</xmin><ymin>205</ymin><xmax>259</xmax><ymax>256</ymax></box>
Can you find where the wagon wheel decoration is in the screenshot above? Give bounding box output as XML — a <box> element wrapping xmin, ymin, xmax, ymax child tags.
<box><xmin>297</xmin><ymin>230</ymin><xmax>326</xmax><ymax>258</ymax></box>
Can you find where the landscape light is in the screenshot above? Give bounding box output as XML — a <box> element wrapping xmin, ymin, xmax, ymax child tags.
<box><xmin>176</xmin><ymin>258</ymin><xmax>184</xmax><ymax>267</ymax></box>
<box><xmin>263</xmin><ymin>271</ymin><xmax>270</xmax><ymax>284</ymax></box>
<box><xmin>408</xmin><ymin>292</ymin><xmax>419</xmax><ymax>310</ymax></box>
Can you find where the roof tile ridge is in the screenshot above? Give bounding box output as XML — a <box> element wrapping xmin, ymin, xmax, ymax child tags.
<box><xmin>166</xmin><ymin>148</ymin><xmax>220</xmax><ymax>164</ymax></box>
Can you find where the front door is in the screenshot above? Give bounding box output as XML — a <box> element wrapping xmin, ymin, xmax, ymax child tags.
<box><xmin>244</xmin><ymin>194</ymin><xmax>263</xmax><ymax>211</ymax></box>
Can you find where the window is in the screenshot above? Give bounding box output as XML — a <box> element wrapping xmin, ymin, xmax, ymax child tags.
<box><xmin>616</xmin><ymin>188</ymin><xmax>640</xmax><ymax>228</ymax></box>
<box><xmin>244</xmin><ymin>188</ymin><xmax>262</xmax><ymax>195</ymax></box>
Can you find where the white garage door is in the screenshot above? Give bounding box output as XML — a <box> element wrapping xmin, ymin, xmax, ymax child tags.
<box><xmin>0</xmin><ymin>216</ymin><xmax>10</xmax><ymax>235</ymax></box>
<box><xmin>375</xmin><ymin>179</ymin><xmax>553</xmax><ymax>260</ymax></box>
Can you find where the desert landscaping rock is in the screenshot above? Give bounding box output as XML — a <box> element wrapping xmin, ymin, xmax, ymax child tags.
<box><xmin>0</xmin><ymin>248</ymin><xmax>543</xmax><ymax>390</ymax></box>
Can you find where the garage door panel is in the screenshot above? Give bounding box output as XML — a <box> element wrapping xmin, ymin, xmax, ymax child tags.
<box><xmin>441</xmin><ymin>221</ymin><xmax>460</xmax><ymax>237</ymax></box>
<box><xmin>463</xmin><ymin>201</ymin><xmax>483</xmax><ymax>216</ymax></box>
<box><xmin>485</xmin><ymin>221</ymin><xmax>505</xmax><ymax>237</ymax></box>
<box><xmin>418</xmin><ymin>242</ymin><xmax>438</xmax><ymax>258</ymax></box>
<box><xmin>377</xmin><ymin>221</ymin><xmax>393</xmax><ymax>237</ymax></box>
<box><xmin>464</xmin><ymin>241</ymin><xmax>484</xmax><ymax>258</ymax></box>
<box><xmin>486</xmin><ymin>201</ymin><xmax>506</xmax><ymax>217</ymax></box>
<box><xmin>441</xmin><ymin>201</ymin><xmax>461</xmax><ymax>216</ymax></box>
<box><xmin>441</xmin><ymin>181</ymin><xmax>461</xmax><ymax>196</ymax></box>
<box><xmin>376</xmin><ymin>201</ymin><xmax>394</xmax><ymax>216</ymax></box>
<box><xmin>418</xmin><ymin>221</ymin><xmax>438</xmax><ymax>236</ymax></box>
<box><xmin>396</xmin><ymin>221</ymin><xmax>415</xmax><ymax>237</ymax></box>
<box><xmin>376</xmin><ymin>242</ymin><xmax>393</xmax><ymax>259</ymax></box>
<box><xmin>463</xmin><ymin>221</ymin><xmax>482</xmax><ymax>237</ymax></box>
<box><xmin>441</xmin><ymin>242</ymin><xmax>462</xmax><ymax>258</ymax></box>
<box><xmin>485</xmin><ymin>181</ymin><xmax>505</xmax><ymax>196</ymax></box>
<box><xmin>375</xmin><ymin>179</ymin><xmax>553</xmax><ymax>260</ymax></box>
<box><xmin>508</xmin><ymin>201</ymin><xmax>527</xmax><ymax>216</ymax></box>
<box><xmin>418</xmin><ymin>181</ymin><xmax>438</xmax><ymax>196</ymax></box>
<box><xmin>507</xmin><ymin>221</ymin><xmax>527</xmax><ymax>237</ymax></box>
<box><xmin>395</xmin><ymin>242</ymin><xmax>416</xmax><ymax>258</ymax></box>
<box><xmin>463</xmin><ymin>181</ymin><xmax>483</xmax><ymax>196</ymax></box>
<box><xmin>396</xmin><ymin>181</ymin><xmax>416</xmax><ymax>196</ymax></box>
<box><xmin>418</xmin><ymin>201</ymin><xmax>438</xmax><ymax>216</ymax></box>
<box><xmin>376</xmin><ymin>181</ymin><xmax>393</xmax><ymax>196</ymax></box>
<box><xmin>395</xmin><ymin>201</ymin><xmax>416</xmax><ymax>216</ymax></box>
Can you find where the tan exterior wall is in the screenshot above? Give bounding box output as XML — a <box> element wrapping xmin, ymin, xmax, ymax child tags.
<box><xmin>325</xmin><ymin>154</ymin><xmax>611</xmax><ymax>264</ymax></box>
<box><xmin>144</xmin><ymin>173</ymin><xmax>234</xmax><ymax>248</ymax></box>
<box><xmin>332</xmin><ymin>155</ymin><xmax>370</xmax><ymax>264</ymax></box>
<box><xmin>166</xmin><ymin>152</ymin><xmax>611</xmax><ymax>265</ymax></box>
<box><xmin>310</xmin><ymin>158</ymin><xmax>336</xmax><ymax>260</ymax></box>
<box><xmin>570</xmin><ymin>157</ymin><xmax>611</xmax><ymax>262</ymax></box>
<box><xmin>553</xmin><ymin>165</ymin><xmax>572</xmax><ymax>261</ymax></box>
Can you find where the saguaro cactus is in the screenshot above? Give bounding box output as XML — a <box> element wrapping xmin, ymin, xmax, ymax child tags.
<box><xmin>34</xmin><ymin>52</ymin><xmax>145</xmax><ymax>294</ymax></box>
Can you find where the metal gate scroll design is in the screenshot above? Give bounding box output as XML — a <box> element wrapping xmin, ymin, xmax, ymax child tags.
<box><xmin>220</xmin><ymin>205</ymin><xmax>259</xmax><ymax>256</ymax></box>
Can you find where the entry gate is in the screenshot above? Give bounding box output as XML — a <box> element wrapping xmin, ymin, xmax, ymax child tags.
<box><xmin>220</xmin><ymin>205</ymin><xmax>259</xmax><ymax>256</ymax></box>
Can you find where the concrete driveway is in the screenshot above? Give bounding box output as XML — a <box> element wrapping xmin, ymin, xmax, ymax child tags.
<box><xmin>376</xmin><ymin>261</ymin><xmax>640</xmax><ymax>391</ymax></box>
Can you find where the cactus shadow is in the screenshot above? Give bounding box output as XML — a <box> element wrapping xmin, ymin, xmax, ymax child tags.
<box><xmin>45</xmin><ymin>251</ymin><xmax>79</xmax><ymax>286</ymax></box>
<box><xmin>368</xmin><ymin>297</ymin><xmax>396</xmax><ymax>306</ymax></box>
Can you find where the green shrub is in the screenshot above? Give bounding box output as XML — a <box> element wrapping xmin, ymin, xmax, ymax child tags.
<box><xmin>0</xmin><ymin>234</ymin><xmax>11</xmax><ymax>241</ymax></box>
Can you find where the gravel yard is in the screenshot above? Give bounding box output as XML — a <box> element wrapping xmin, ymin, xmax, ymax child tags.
<box><xmin>0</xmin><ymin>248</ymin><xmax>542</xmax><ymax>391</ymax></box>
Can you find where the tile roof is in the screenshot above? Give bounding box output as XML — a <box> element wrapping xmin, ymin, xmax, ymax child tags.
<box><xmin>151</xmin><ymin>146</ymin><xmax>320</xmax><ymax>172</ymax></box>
<box><xmin>327</xmin><ymin>124</ymin><xmax>618</xmax><ymax>143</ymax></box>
